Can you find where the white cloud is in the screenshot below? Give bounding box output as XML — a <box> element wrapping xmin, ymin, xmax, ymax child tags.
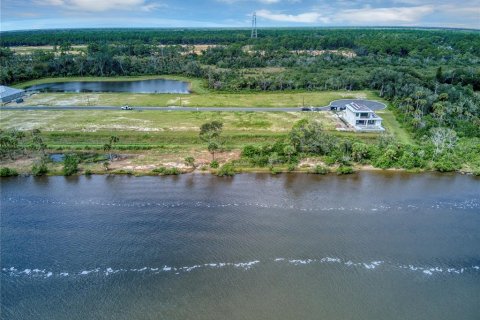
<box><xmin>256</xmin><ymin>9</ymin><xmax>326</xmax><ymax>23</ymax></box>
<box><xmin>218</xmin><ymin>0</ymin><xmax>297</xmax><ymax>4</ymax></box>
<box><xmin>337</xmin><ymin>5</ymin><xmax>435</xmax><ymax>24</ymax></box>
<box><xmin>36</xmin><ymin>0</ymin><xmax>164</xmax><ymax>12</ymax></box>
<box><xmin>256</xmin><ymin>5</ymin><xmax>437</xmax><ymax>25</ymax></box>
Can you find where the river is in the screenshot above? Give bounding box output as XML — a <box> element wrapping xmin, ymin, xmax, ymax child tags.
<box><xmin>1</xmin><ymin>173</ymin><xmax>479</xmax><ymax>319</ymax></box>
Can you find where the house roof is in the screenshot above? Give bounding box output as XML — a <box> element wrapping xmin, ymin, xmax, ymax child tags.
<box><xmin>0</xmin><ymin>85</ymin><xmax>24</xmax><ymax>99</ymax></box>
<box><xmin>346</xmin><ymin>102</ymin><xmax>372</xmax><ymax>112</ymax></box>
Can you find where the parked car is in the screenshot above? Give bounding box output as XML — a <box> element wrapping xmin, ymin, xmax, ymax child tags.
<box><xmin>301</xmin><ymin>107</ymin><xmax>313</xmax><ymax>111</ymax></box>
<box><xmin>121</xmin><ymin>105</ymin><xmax>133</xmax><ymax>110</ymax></box>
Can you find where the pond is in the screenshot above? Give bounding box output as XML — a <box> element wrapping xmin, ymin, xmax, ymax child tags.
<box><xmin>25</xmin><ymin>79</ymin><xmax>190</xmax><ymax>94</ymax></box>
<box><xmin>1</xmin><ymin>172</ymin><xmax>479</xmax><ymax>319</ymax></box>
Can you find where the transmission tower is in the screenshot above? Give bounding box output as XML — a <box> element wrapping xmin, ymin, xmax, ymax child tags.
<box><xmin>251</xmin><ymin>12</ymin><xmax>257</xmax><ymax>39</ymax></box>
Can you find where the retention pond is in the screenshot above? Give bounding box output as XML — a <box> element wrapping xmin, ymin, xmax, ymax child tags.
<box><xmin>25</xmin><ymin>78</ymin><xmax>190</xmax><ymax>94</ymax></box>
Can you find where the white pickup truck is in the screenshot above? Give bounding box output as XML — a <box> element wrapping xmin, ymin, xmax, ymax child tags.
<box><xmin>121</xmin><ymin>105</ymin><xmax>133</xmax><ymax>110</ymax></box>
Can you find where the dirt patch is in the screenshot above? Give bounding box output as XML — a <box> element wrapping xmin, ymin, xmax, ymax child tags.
<box><xmin>339</xmin><ymin>92</ymin><xmax>367</xmax><ymax>99</ymax></box>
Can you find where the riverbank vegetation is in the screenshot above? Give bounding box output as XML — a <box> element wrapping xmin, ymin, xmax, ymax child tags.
<box><xmin>1</xmin><ymin>28</ymin><xmax>479</xmax><ymax>175</ymax></box>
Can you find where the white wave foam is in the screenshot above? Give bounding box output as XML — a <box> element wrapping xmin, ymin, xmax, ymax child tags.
<box><xmin>233</xmin><ymin>260</ymin><xmax>259</xmax><ymax>270</ymax></box>
<box><xmin>2</xmin><ymin>258</ymin><xmax>479</xmax><ymax>279</ymax></box>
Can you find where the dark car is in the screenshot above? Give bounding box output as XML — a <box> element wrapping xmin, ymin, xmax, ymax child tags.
<box><xmin>301</xmin><ymin>107</ymin><xmax>313</xmax><ymax>111</ymax></box>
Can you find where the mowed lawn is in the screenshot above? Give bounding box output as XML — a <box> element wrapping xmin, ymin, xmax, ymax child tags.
<box><xmin>0</xmin><ymin>110</ymin><xmax>335</xmax><ymax>133</ymax></box>
<box><xmin>13</xmin><ymin>76</ymin><xmax>379</xmax><ymax>107</ymax></box>
<box><xmin>1</xmin><ymin>107</ymin><xmax>411</xmax><ymax>148</ymax></box>
<box><xmin>17</xmin><ymin>90</ymin><xmax>379</xmax><ymax>108</ymax></box>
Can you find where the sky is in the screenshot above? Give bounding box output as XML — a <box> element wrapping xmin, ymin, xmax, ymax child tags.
<box><xmin>1</xmin><ymin>0</ymin><xmax>479</xmax><ymax>31</ymax></box>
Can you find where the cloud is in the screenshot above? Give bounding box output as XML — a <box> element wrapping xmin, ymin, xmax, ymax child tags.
<box><xmin>36</xmin><ymin>0</ymin><xmax>163</xmax><ymax>12</ymax></box>
<box><xmin>337</xmin><ymin>5</ymin><xmax>435</xmax><ymax>24</ymax></box>
<box><xmin>256</xmin><ymin>5</ymin><xmax>437</xmax><ymax>25</ymax></box>
<box><xmin>256</xmin><ymin>9</ymin><xmax>326</xmax><ymax>23</ymax></box>
<box><xmin>217</xmin><ymin>0</ymin><xmax>297</xmax><ymax>4</ymax></box>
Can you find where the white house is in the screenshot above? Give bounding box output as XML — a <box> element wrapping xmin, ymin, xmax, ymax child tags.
<box><xmin>340</xmin><ymin>102</ymin><xmax>384</xmax><ymax>132</ymax></box>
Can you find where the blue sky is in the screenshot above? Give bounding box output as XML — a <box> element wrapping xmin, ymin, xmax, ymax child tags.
<box><xmin>1</xmin><ymin>0</ymin><xmax>479</xmax><ymax>31</ymax></box>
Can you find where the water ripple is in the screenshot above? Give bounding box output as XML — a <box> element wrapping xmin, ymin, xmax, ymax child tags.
<box><xmin>3</xmin><ymin>196</ymin><xmax>480</xmax><ymax>213</ymax></box>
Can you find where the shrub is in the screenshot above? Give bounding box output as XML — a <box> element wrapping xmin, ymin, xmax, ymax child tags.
<box><xmin>184</xmin><ymin>156</ymin><xmax>195</xmax><ymax>168</ymax></box>
<box><xmin>152</xmin><ymin>167</ymin><xmax>180</xmax><ymax>175</ymax></box>
<box><xmin>270</xmin><ymin>167</ymin><xmax>282</xmax><ymax>175</ymax></box>
<box><xmin>323</xmin><ymin>156</ymin><xmax>337</xmax><ymax>166</ymax></box>
<box><xmin>336</xmin><ymin>165</ymin><xmax>354</xmax><ymax>175</ymax></box>
<box><xmin>63</xmin><ymin>154</ymin><xmax>79</xmax><ymax>176</ymax></box>
<box><xmin>311</xmin><ymin>165</ymin><xmax>329</xmax><ymax>174</ymax></box>
<box><xmin>217</xmin><ymin>163</ymin><xmax>235</xmax><ymax>177</ymax></box>
<box><xmin>433</xmin><ymin>154</ymin><xmax>460</xmax><ymax>172</ymax></box>
<box><xmin>115</xmin><ymin>169</ymin><xmax>134</xmax><ymax>175</ymax></box>
<box><xmin>84</xmin><ymin>169</ymin><xmax>92</xmax><ymax>175</ymax></box>
<box><xmin>351</xmin><ymin>142</ymin><xmax>371</xmax><ymax>162</ymax></box>
<box><xmin>287</xmin><ymin>163</ymin><xmax>296</xmax><ymax>172</ymax></box>
<box><xmin>210</xmin><ymin>160</ymin><xmax>219</xmax><ymax>168</ymax></box>
<box><xmin>398</xmin><ymin>149</ymin><xmax>426</xmax><ymax>169</ymax></box>
<box><xmin>0</xmin><ymin>167</ymin><xmax>18</xmax><ymax>177</ymax></box>
<box><xmin>32</xmin><ymin>162</ymin><xmax>48</xmax><ymax>176</ymax></box>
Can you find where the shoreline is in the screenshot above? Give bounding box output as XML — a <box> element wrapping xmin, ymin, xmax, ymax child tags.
<box><xmin>1</xmin><ymin>162</ymin><xmax>477</xmax><ymax>178</ymax></box>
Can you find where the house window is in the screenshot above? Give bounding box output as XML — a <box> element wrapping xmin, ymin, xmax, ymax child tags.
<box><xmin>356</xmin><ymin>120</ymin><xmax>366</xmax><ymax>125</ymax></box>
<box><xmin>368</xmin><ymin>120</ymin><xmax>375</xmax><ymax>125</ymax></box>
<box><xmin>355</xmin><ymin>113</ymin><xmax>359</xmax><ymax>117</ymax></box>
<box><xmin>360</xmin><ymin>113</ymin><xmax>369</xmax><ymax>118</ymax></box>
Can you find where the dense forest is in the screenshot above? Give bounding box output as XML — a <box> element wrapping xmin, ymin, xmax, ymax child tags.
<box><xmin>1</xmin><ymin>28</ymin><xmax>479</xmax><ymax>172</ymax></box>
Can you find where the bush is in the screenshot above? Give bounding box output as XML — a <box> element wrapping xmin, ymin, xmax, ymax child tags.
<box><xmin>336</xmin><ymin>165</ymin><xmax>354</xmax><ymax>175</ymax></box>
<box><xmin>323</xmin><ymin>156</ymin><xmax>337</xmax><ymax>166</ymax></box>
<box><xmin>433</xmin><ymin>154</ymin><xmax>460</xmax><ymax>172</ymax></box>
<box><xmin>398</xmin><ymin>149</ymin><xmax>426</xmax><ymax>169</ymax></box>
<box><xmin>287</xmin><ymin>163</ymin><xmax>296</xmax><ymax>172</ymax></box>
<box><xmin>270</xmin><ymin>167</ymin><xmax>281</xmax><ymax>175</ymax></box>
<box><xmin>32</xmin><ymin>162</ymin><xmax>48</xmax><ymax>176</ymax></box>
<box><xmin>310</xmin><ymin>165</ymin><xmax>329</xmax><ymax>174</ymax></box>
<box><xmin>84</xmin><ymin>169</ymin><xmax>92</xmax><ymax>175</ymax></box>
<box><xmin>184</xmin><ymin>156</ymin><xmax>195</xmax><ymax>167</ymax></box>
<box><xmin>0</xmin><ymin>167</ymin><xmax>18</xmax><ymax>177</ymax></box>
<box><xmin>210</xmin><ymin>160</ymin><xmax>219</xmax><ymax>168</ymax></box>
<box><xmin>217</xmin><ymin>163</ymin><xmax>235</xmax><ymax>176</ymax></box>
<box><xmin>351</xmin><ymin>142</ymin><xmax>371</xmax><ymax>162</ymax></box>
<box><xmin>152</xmin><ymin>167</ymin><xmax>180</xmax><ymax>175</ymax></box>
<box><xmin>63</xmin><ymin>154</ymin><xmax>79</xmax><ymax>176</ymax></box>
<box><xmin>113</xmin><ymin>169</ymin><xmax>133</xmax><ymax>175</ymax></box>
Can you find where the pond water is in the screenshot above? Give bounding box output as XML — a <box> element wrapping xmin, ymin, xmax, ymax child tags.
<box><xmin>1</xmin><ymin>172</ymin><xmax>479</xmax><ymax>320</ymax></box>
<box><xmin>25</xmin><ymin>79</ymin><xmax>190</xmax><ymax>94</ymax></box>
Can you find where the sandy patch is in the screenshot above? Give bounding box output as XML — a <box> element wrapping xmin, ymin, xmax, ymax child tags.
<box><xmin>339</xmin><ymin>92</ymin><xmax>367</xmax><ymax>99</ymax></box>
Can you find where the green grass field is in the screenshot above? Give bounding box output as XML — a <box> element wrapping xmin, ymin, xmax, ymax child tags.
<box><xmin>376</xmin><ymin>109</ymin><xmax>414</xmax><ymax>145</ymax></box>
<box><xmin>0</xmin><ymin>110</ymin><xmax>336</xmax><ymax>132</ymax></box>
<box><xmin>2</xmin><ymin>77</ymin><xmax>413</xmax><ymax>173</ymax></box>
<box><xmin>13</xmin><ymin>76</ymin><xmax>379</xmax><ymax>107</ymax></box>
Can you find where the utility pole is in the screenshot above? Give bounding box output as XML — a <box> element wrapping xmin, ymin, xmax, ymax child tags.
<box><xmin>251</xmin><ymin>12</ymin><xmax>257</xmax><ymax>39</ymax></box>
